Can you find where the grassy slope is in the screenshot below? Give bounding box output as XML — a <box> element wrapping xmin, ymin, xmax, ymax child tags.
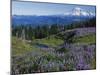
<box><xmin>73</xmin><ymin>34</ymin><xmax>96</xmax><ymax>44</ymax></box>
<box><xmin>12</xmin><ymin>37</ymin><xmax>39</xmax><ymax>56</ymax></box>
<box><xmin>12</xmin><ymin>32</ymin><xmax>96</xmax><ymax>56</ymax></box>
<box><xmin>32</xmin><ymin>33</ymin><xmax>95</xmax><ymax>48</ymax></box>
<box><xmin>33</xmin><ymin>36</ymin><xmax>64</xmax><ymax>47</ymax></box>
<box><xmin>12</xmin><ymin>28</ymin><xmax>96</xmax><ymax>73</ymax></box>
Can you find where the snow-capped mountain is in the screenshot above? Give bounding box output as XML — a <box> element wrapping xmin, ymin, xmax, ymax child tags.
<box><xmin>12</xmin><ymin>7</ymin><xmax>95</xmax><ymax>26</ymax></box>
<box><xmin>64</xmin><ymin>7</ymin><xmax>95</xmax><ymax>17</ymax></box>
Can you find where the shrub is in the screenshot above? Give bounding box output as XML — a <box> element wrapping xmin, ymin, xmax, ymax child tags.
<box><xmin>56</xmin><ymin>47</ymin><xmax>69</xmax><ymax>53</ymax></box>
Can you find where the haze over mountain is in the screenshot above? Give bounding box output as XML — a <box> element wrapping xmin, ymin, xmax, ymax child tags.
<box><xmin>12</xmin><ymin>7</ymin><xmax>95</xmax><ymax>26</ymax></box>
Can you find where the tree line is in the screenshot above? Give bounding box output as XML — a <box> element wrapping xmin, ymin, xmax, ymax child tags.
<box><xmin>12</xmin><ymin>17</ymin><xmax>96</xmax><ymax>40</ymax></box>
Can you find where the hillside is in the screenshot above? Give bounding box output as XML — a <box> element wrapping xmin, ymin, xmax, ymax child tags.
<box><xmin>12</xmin><ymin>27</ymin><xmax>96</xmax><ymax>74</ymax></box>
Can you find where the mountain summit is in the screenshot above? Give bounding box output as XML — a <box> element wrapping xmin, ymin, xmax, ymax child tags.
<box><xmin>64</xmin><ymin>7</ymin><xmax>95</xmax><ymax>17</ymax></box>
<box><xmin>12</xmin><ymin>7</ymin><xmax>95</xmax><ymax>26</ymax></box>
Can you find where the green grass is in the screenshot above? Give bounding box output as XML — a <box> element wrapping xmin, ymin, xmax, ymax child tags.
<box><xmin>33</xmin><ymin>36</ymin><xmax>64</xmax><ymax>47</ymax></box>
<box><xmin>12</xmin><ymin>37</ymin><xmax>39</xmax><ymax>56</ymax></box>
<box><xmin>32</xmin><ymin>34</ymin><xmax>96</xmax><ymax>48</ymax></box>
<box><xmin>91</xmin><ymin>58</ymin><xmax>96</xmax><ymax>69</ymax></box>
<box><xmin>73</xmin><ymin>34</ymin><xmax>96</xmax><ymax>44</ymax></box>
<box><xmin>12</xmin><ymin>33</ymin><xmax>96</xmax><ymax>56</ymax></box>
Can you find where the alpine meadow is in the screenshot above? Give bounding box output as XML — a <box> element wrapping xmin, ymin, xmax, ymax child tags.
<box><xmin>11</xmin><ymin>1</ymin><xmax>96</xmax><ymax>75</ymax></box>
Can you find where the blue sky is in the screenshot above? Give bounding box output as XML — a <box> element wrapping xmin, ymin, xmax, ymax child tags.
<box><xmin>12</xmin><ymin>1</ymin><xmax>96</xmax><ymax>16</ymax></box>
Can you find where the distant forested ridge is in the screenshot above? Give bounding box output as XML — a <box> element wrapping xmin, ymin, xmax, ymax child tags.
<box><xmin>12</xmin><ymin>15</ymin><xmax>95</xmax><ymax>26</ymax></box>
